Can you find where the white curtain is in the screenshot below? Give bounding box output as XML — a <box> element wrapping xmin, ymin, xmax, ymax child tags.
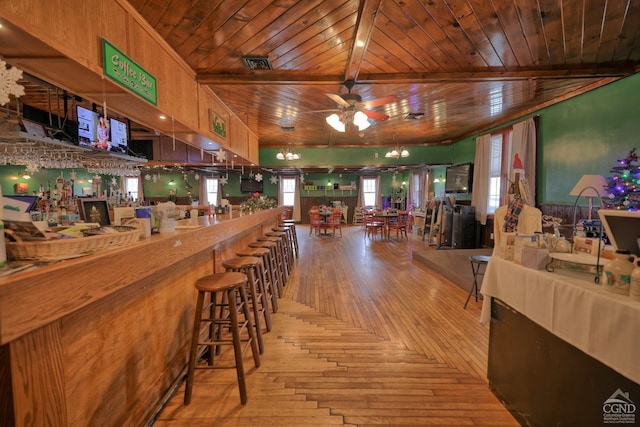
<box><xmin>407</xmin><ymin>171</ymin><xmax>427</xmax><ymax>211</ymax></box>
<box><xmin>510</xmin><ymin>118</ymin><xmax>537</xmax><ymax>206</ymax></box>
<box><xmin>472</xmin><ymin>133</ymin><xmax>492</xmax><ymax>225</ymax></box>
<box><xmin>421</xmin><ymin>170</ymin><xmax>429</xmax><ymax>207</ymax></box>
<box><xmin>407</xmin><ymin>173</ymin><xmax>416</xmax><ymax>210</ymax></box>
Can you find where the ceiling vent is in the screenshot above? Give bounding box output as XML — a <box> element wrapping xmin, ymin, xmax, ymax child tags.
<box><xmin>405</xmin><ymin>112</ymin><xmax>425</xmax><ymax>120</ymax></box>
<box><xmin>243</xmin><ymin>56</ymin><xmax>272</xmax><ymax>70</ymax></box>
<box><xmin>281</xmin><ymin>126</ymin><xmax>295</xmax><ymax>132</ymax></box>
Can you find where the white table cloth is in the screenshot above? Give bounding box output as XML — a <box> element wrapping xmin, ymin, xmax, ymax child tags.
<box><xmin>481</xmin><ymin>256</ymin><xmax>640</xmax><ymax>384</ymax></box>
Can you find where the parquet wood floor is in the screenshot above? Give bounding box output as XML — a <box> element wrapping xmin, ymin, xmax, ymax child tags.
<box><xmin>152</xmin><ymin>225</ymin><xmax>518</xmax><ymax>426</ymax></box>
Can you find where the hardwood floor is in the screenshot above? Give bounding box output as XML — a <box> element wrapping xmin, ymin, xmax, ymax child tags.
<box><xmin>152</xmin><ymin>225</ymin><xmax>519</xmax><ymax>426</ymax></box>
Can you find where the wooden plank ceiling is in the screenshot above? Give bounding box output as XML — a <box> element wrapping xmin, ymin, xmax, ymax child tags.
<box><xmin>6</xmin><ymin>0</ymin><xmax>640</xmax><ymax>173</ymax></box>
<box><xmin>128</xmin><ymin>0</ymin><xmax>640</xmax><ymax>154</ymax></box>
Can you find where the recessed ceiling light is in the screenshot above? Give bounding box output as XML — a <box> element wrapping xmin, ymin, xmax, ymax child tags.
<box><xmin>159</xmin><ymin>115</ymin><xmax>166</xmax><ymax>120</ymax></box>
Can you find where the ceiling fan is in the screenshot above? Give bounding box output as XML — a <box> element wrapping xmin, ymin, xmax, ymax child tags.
<box><xmin>320</xmin><ymin>80</ymin><xmax>399</xmax><ymax>132</ymax></box>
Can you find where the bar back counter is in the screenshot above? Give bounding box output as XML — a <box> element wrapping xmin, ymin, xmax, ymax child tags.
<box><xmin>0</xmin><ymin>207</ymin><xmax>285</xmax><ymax>427</ymax></box>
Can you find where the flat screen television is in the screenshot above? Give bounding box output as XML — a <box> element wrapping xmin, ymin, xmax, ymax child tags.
<box><xmin>77</xmin><ymin>105</ymin><xmax>117</xmax><ymax>152</ymax></box>
<box><xmin>240</xmin><ymin>178</ymin><xmax>263</xmax><ymax>193</ymax></box>
<box><xmin>109</xmin><ymin>117</ymin><xmax>128</xmax><ymax>153</ymax></box>
<box><xmin>445</xmin><ymin>162</ymin><xmax>473</xmax><ymax>194</ymax></box>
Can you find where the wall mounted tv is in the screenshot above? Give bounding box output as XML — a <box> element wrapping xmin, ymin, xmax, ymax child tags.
<box><xmin>445</xmin><ymin>162</ymin><xmax>473</xmax><ymax>194</ymax></box>
<box><xmin>77</xmin><ymin>105</ymin><xmax>128</xmax><ymax>153</ymax></box>
<box><xmin>240</xmin><ymin>178</ymin><xmax>263</xmax><ymax>193</ymax></box>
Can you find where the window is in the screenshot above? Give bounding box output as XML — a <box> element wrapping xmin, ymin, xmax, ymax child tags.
<box><xmin>280</xmin><ymin>177</ymin><xmax>296</xmax><ymax>206</ymax></box>
<box><xmin>124</xmin><ymin>177</ymin><xmax>139</xmax><ymax>201</ymax></box>
<box><xmin>486</xmin><ymin>129</ymin><xmax>512</xmax><ymax>214</ymax></box>
<box><xmin>410</xmin><ymin>172</ymin><xmax>423</xmax><ymax>209</ymax></box>
<box><xmin>362</xmin><ymin>177</ymin><xmax>378</xmax><ymax>207</ymax></box>
<box><xmin>205</xmin><ymin>177</ymin><xmax>219</xmax><ymax>206</ymax></box>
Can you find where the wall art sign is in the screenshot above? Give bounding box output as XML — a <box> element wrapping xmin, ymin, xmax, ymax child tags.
<box><xmin>210</xmin><ymin>110</ymin><xmax>227</xmax><ymax>138</ymax></box>
<box><xmin>102</xmin><ymin>39</ymin><xmax>157</xmax><ymax>105</ymax></box>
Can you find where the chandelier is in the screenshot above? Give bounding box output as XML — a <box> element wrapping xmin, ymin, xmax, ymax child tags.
<box><xmin>276</xmin><ymin>148</ymin><xmax>301</xmax><ymax>161</ymax></box>
<box><xmin>326</xmin><ymin>109</ymin><xmax>371</xmax><ymax>132</ymax></box>
<box><xmin>385</xmin><ymin>146</ymin><xmax>409</xmax><ymax>159</ymax></box>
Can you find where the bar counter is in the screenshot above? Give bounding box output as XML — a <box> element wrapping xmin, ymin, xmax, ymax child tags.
<box><xmin>0</xmin><ymin>207</ymin><xmax>285</xmax><ymax>427</ymax></box>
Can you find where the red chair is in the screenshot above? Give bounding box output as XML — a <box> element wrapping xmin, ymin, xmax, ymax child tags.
<box><xmin>309</xmin><ymin>209</ymin><xmax>325</xmax><ymax>235</ymax></box>
<box><xmin>388</xmin><ymin>211</ymin><xmax>409</xmax><ymax>240</ymax></box>
<box><xmin>363</xmin><ymin>210</ymin><xmax>383</xmax><ymax>240</ymax></box>
<box><xmin>327</xmin><ymin>209</ymin><xmax>343</xmax><ymax>237</ymax></box>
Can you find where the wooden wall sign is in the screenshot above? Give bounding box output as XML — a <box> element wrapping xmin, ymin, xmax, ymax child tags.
<box><xmin>209</xmin><ymin>110</ymin><xmax>227</xmax><ymax>138</ymax></box>
<box><xmin>102</xmin><ymin>39</ymin><xmax>157</xmax><ymax>105</ymax></box>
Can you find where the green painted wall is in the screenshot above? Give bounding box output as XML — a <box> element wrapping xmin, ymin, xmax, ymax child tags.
<box><xmin>537</xmin><ymin>74</ymin><xmax>640</xmax><ymax>204</ymax></box>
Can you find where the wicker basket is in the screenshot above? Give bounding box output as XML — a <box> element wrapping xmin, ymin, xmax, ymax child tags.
<box><xmin>5</xmin><ymin>226</ymin><xmax>141</xmax><ymax>261</ymax></box>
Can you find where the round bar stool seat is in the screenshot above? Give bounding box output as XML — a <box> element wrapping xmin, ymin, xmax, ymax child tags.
<box><xmin>184</xmin><ymin>272</ymin><xmax>260</xmax><ymax>405</ymax></box>
<box><xmin>464</xmin><ymin>255</ymin><xmax>491</xmax><ymax>309</ymax></box>
<box><xmin>249</xmin><ymin>240</ymin><xmax>284</xmax><ymax>297</ymax></box>
<box><xmin>237</xmin><ymin>247</ymin><xmax>278</xmax><ymax>313</ymax></box>
<box><xmin>222</xmin><ymin>257</ymin><xmax>272</xmax><ymax>353</ymax></box>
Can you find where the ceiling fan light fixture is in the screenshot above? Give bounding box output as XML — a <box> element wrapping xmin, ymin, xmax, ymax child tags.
<box><xmin>326</xmin><ymin>113</ymin><xmax>345</xmax><ymax>132</ymax></box>
<box><xmin>353</xmin><ymin>111</ymin><xmax>370</xmax><ymax>131</ymax></box>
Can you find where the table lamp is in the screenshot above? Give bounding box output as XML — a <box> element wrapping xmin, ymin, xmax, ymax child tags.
<box><xmin>569</xmin><ymin>174</ymin><xmax>608</xmax><ymax>220</ymax></box>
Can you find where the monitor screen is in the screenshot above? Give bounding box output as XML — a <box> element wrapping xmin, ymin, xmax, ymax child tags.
<box><xmin>445</xmin><ymin>163</ymin><xmax>473</xmax><ymax>194</ymax></box>
<box><xmin>240</xmin><ymin>178</ymin><xmax>263</xmax><ymax>193</ymax></box>
<box><xmin>598</xmin><ymin>209</ymin><xmax>640</xmax><ymax>256</ymax></box>
<box><xmin>77</xmin><ymin>106</ymin><xmax>111</xmax><ymax>151</ymax></box>
<box><xmin>109</xmin><ymin>117</ymin><xmax>128</xmax><ymax>153</ymax></box>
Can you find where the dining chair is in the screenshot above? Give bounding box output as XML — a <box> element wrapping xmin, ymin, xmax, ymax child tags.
<box><xmin>363</xmin><ymin>210</ymin><xmax>383</xmax><ymax>240</ymax></box>
<box><xmin>388</xmin><ymin>210</ymin><xmax>409</xmax><ymax>240</ymax></box>
<box><xmin>328</xmin><ymin>209</ymin><xmax>343</xmax><ymax>237</ymax></box>
<box><xmin>308</xmin><ymin>209</ymin><xmax>324</xmax><ymax>235</ymax></box>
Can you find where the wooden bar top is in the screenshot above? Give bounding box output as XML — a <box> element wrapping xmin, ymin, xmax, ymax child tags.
<box><xmin>0</xmin><ymin>208</ymin><xmax>284</xmax><ymax>346</ymax></box>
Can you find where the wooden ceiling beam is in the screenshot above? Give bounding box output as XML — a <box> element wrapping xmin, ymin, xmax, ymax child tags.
<box><xmin>196</xmin><ymin>68</ymin><xmax>634</xmax><ymax>85</ymax></box>
<box><xmin>343</xmin><ymin>0</ymin><xmax>383</xmax><ymax>82</ymax></box>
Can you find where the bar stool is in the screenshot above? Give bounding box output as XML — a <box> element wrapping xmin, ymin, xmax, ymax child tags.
<box><xmin>279</xmin><ymin>219</ymin><xmax>299</xmax><ymax>258</ymax></box>
<box><xmin>222</xmin><ymin>257</ymin><xmax>271</xmax><ymax>353</ymax></box>
<box><xmin>236</xmin><ymin>247</ymin><xmax>278</xmax><ymax>313</ymax></box>
<box><xmin>258</xmin><ymin>235</ymin><xmax>289</xmax><ymax>283</ymax></box>
<box><xmin>273</xmin><ymin>225</ymin><xmax>297</xmax><ymax>262</ymax></box>
<box><xmin>249</xmin><ymin>240</ymin><xmax>284</xmax><ymax>297</ymax></box>
<box><xmin>184</xmin><ymin>272</ymin><xmax>260</xmax><ymax>405</ymax></box>
<box><xmin>464</xmin><ymin>255</ymin><xmax>490</xmax><ymax>309</ymax></box>
<box><xmin>267</xmin><ymin>229</ymin><xmax>293</xmax><ymax>270</ymax></box>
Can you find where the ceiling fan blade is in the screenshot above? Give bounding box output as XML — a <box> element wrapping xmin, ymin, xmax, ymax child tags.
<box><xmin>326</xmin><ymin>93</ymin><xmax>350</xmax><ymax>107</ymax></box>
<box><xmin>297</xmin><ymin>109</ymin><xmax>340</xmax><ymax>114</ymax></box>
<box><xmin>363</xmin><ymin>109</ymin><xmax>389</xmax><ymax>121</ymax></box>
<box><xmin>361</xmin><ymin>95</ymin><xmax>399</xmax><ymax>109</ymax></box>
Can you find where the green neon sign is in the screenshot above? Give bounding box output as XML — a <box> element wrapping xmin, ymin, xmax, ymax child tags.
<box><xmin>102</xmin><ymin>39</ymin><xmax>157</xmax><ymax>105</ymax></box>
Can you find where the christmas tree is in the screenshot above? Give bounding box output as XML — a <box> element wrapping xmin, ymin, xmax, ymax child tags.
<box><xmin>603</xmin><ymin>148</ymin><xmax>640</xmax><ymax>210</ymax></box>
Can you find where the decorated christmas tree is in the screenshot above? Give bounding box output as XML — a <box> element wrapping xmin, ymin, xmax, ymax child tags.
<box><xmin>603</xmin><ymin>148</ymin><xmax>640</xmax><ymax>210</ymax></box>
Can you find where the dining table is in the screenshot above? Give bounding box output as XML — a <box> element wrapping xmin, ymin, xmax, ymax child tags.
<box><xmin>374</xmin><ymin>210</ymin><xmax>398</xmax><ymax>240</ymax></box>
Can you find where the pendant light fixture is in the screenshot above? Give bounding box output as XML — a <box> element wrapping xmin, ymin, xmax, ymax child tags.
<box><xmin>276</xmin><ymin>148</ymin><xmax>301</xmax><ymax>161</ymax></box>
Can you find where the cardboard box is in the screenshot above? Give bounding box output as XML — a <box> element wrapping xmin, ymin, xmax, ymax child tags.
<box><xmin>521</xmin><ymin>247</ymin><xmax>550</xmax><ymax>270</ymax></box>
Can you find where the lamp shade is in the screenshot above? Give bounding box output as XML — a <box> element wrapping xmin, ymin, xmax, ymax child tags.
<box><xmin>569</xmin><ymin>175</ymin><xmax>608</xmax><ymax>197</ymax></box>
<box><xmin>326</xmin><ymin>113</ymin><xmax>345</xmax><ymax>132</ymax></box>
